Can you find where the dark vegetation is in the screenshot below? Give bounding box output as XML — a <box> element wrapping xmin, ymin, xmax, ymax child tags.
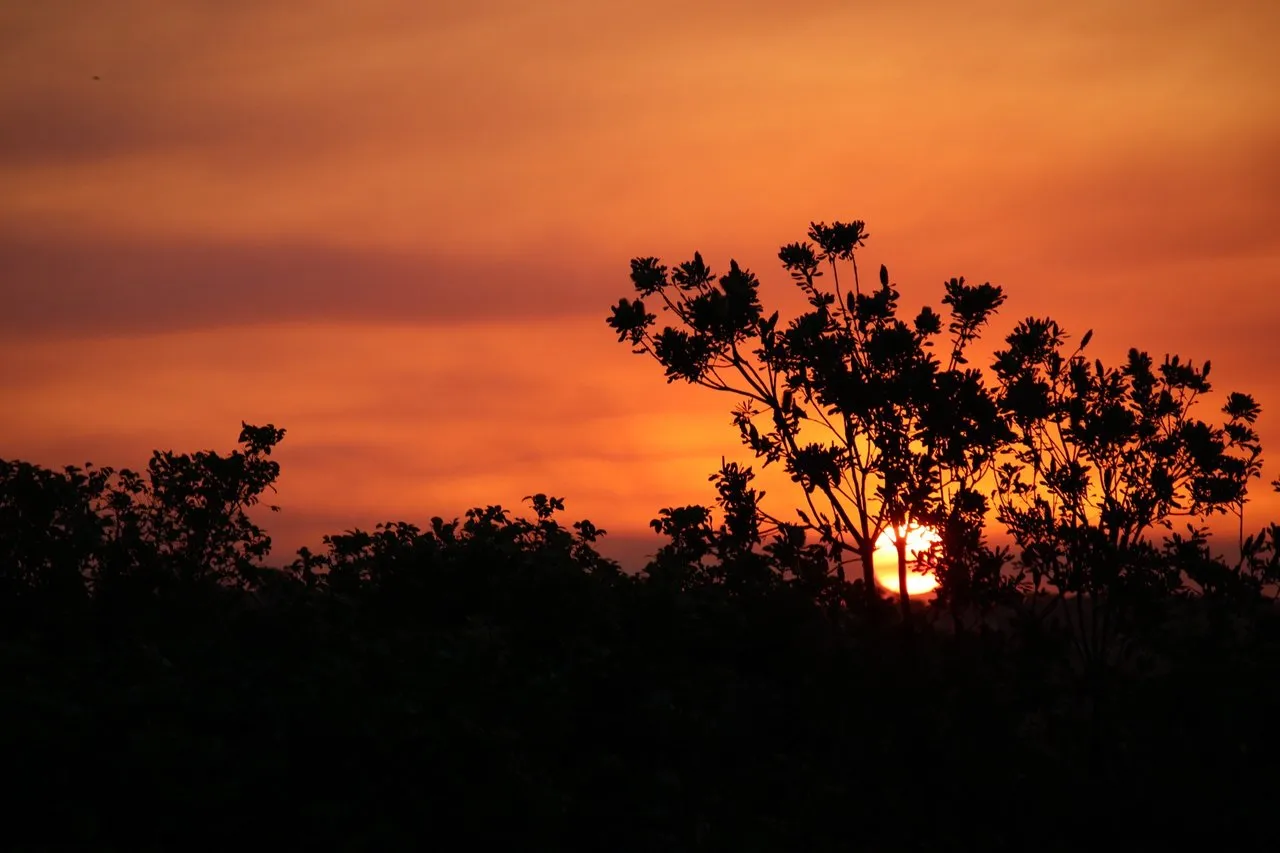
<box><xmin>5</xmin><ymin>220</ymin><xmax>1280</xmax><ymax>850</ymax></box>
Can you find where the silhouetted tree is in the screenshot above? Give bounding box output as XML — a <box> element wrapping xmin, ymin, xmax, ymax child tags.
<box><xmin>121</xmin><ymin>422</ymin><xmax>286</xmax><ymax>589</ymax></box>
<box><xmin>0</xmin><ymin>458</ymin><xmax>107</xmax><ymax>610</ymax></box>
<box><xmin>1229</xmin><ymin>477</ymin><xmax>1280</xmax><ymax>598</ymax></box>
<box><xmin>992</xmin><ymin>320</ymin><xmax>1263</xmax><ymax>667</ymax></box>
<box><xmin>643</xmin><ymin>459</ymin><xmax>783</xmax><ymax>596</ymax></box>
<box><xmin>608</xmin><ymin>220</ymin><xmax>1008</xmax><ymax>615</ymax></box>
<box><xmin>0</xmin><ymin>422</ymin><xmax>285</xmax><ymax>616</ymax></box>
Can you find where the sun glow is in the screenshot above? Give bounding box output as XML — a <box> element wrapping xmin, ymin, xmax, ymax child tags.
<box><xmin>872</xmin><ymin>524</ymin><xmax>942</xmax><ymax>597</ymax></box>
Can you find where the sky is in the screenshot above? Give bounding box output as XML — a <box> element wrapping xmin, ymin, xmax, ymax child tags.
<box><xmin>3</xmin><ymin>0</ymin><xmax>1279</xmax><ymax>569</ymax></box>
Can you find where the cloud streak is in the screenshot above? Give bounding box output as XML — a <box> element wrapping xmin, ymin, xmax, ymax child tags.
<box><xmin>0</xmin><ymin>231</ymin><xmax>621</xmax><ymax>337</ymax></box>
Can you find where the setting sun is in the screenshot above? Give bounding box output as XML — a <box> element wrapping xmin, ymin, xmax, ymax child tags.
<box><xmin>872</xmin><ymin>524</ymin><xmax>941</xmax><ymax>597</ymax></box>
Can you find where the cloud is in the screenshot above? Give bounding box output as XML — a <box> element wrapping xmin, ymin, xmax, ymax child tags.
<box><xmin>0</xmin><ymin>230</ymin><xmax>623</xmax><ymax>337</ymax></box>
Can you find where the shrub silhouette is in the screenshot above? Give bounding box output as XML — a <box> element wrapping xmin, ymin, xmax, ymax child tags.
<box><xmin>0</xmin><ymin>422</ymin><xmax>284</xmax><ymax>628</ymax></box>
<box><xmin>992</xmin><ymin>321</ymin><xmax>1264</xmax><ymax>667</ymax></box>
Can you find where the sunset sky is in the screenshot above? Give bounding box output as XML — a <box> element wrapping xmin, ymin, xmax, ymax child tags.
<box><xmin>3</xmin><ymin>0</ymin><xmax>1279</xmax><ymax>567</ymax></box>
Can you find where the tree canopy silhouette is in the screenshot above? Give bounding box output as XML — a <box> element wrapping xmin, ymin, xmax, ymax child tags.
<box><xmin>608</xmin><ymin>220</ymin><xmax>1010</xmax><ymax>615</ymax></box>
<box><xmin>0</xmin><ymin>422</ymin><xmax>284</xmax><ymax>621</ymax></box>
<box><xmin>992</xmin><ymin>320</ymin><xmax>1264</xmax><ymax>664</ymax></box>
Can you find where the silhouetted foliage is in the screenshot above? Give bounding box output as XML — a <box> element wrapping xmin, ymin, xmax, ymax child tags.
<box><xmin>0</xmin><ymin>423</ymin><xmax>284</xmax><ymax>627</ymax></box>
<box><xmin>1239</xmin><ymin>483</ymin><xmax>1280</xmax><ymax>592</ymax></box>
<box><xmin>992</xmin><ymin>321</ymin><xmax>1264</xmax><ymax>669</ymax></box>
<box><xmin>3</xmin><ymin>217</ymin><xmax>1279</xmax><ymax>848</ymax></box>
<box><xmin>2</xmin><ymin>413</ymin><xmax>1279</xmax><ymax>850</ymax></box>
<box><xmin>608</xmin><ymin>222</ymin><xmax>1011</xmax><ymax>618</ymax></box>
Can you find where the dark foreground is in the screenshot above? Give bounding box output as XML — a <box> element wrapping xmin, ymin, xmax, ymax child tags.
<box><xmin>4</xmin><ymin>555</ymin><xmax>1278</xmax><ymax>853</ymax></box>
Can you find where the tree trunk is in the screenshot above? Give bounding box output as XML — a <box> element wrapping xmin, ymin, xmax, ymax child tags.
<box><xmin>896</xmin><ymin>538</ymin><xmax>911</xmax><ymax>623</ymax></box>
<box><xmin>859</xmin><ymin>539</ymin><xmax>877</xmax><ymax>602</ymax></box>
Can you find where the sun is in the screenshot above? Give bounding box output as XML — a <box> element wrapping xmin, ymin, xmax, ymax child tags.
<box><xmin>872</xmin><ymin>523</ymin><xmax>941</xmax><ymax>597</ymax></box>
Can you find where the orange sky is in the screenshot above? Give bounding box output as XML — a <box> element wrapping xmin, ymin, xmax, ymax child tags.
<box><xmin>3</xmin><ymin>0</ymin><xmax>1279</xmax><ymax>566</ymax></box>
